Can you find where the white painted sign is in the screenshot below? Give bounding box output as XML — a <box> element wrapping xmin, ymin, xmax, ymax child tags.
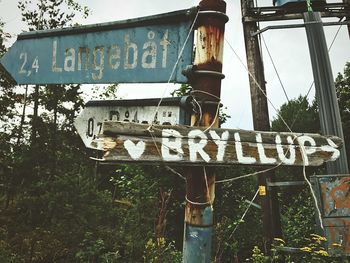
<box><xmin>99</xmin><ymin>122</ymin><xmax>343</xmax><ymax>167</ymax></box>
<box><xmin>74</xmin><ymin>100</ymin><xmax>187</xmax><ymax>149</ymax></box>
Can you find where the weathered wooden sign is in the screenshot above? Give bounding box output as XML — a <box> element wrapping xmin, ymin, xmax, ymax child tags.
<box><xmin>95</xmin><ymin>121</ymin><xmax>343</xmax><ymax>166</ymax></box>
<box><xmin>74</xmin><ymin>97</ymin><xmax>191</xmax><ymax>149</ymax></box>
<box><xmin>0</xmin><ymin>8</ymin><xmax>195</xmax><ymax>85</ymax></box>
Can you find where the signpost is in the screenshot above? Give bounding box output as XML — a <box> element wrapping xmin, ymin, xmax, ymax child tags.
<box><xmin>74</xmin><ymin>97</ymin><xmax>192</xmax><ymax>149</ymax></box>
<box><xmin>0</xmin><ymin>8</ymin><xmax>196</xmax><ymax>85</ymax></box>
<box><xmin>3</xmin><ymin>0</ymin><xmax>346</xmax><ymax>261</ymax></box>
<box><xmin>96</xmin><ymin>121</ymin><xmax>343</xmax><ymax>167</ymax></box>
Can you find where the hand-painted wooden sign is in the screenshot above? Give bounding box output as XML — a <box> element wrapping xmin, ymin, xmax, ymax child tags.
<box><xmin>0</xmin><ymin>8</ymin><xmax>196</xmax><ymax>85</ymax></box>
<box><xmin>95</xmin><ymin>121</ymin><xmax>343</xmax><ymax>167</ymax></box>
<box><xmin>74</xmin><ymin>97</ymin><xmax>191</xmax><ymax>149</ymax></box>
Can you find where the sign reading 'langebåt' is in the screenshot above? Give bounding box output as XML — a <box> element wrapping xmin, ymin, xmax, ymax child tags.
<box><xmin>0</xmin><ymin>8</ymin><xmax>196</xmax><ymax>85</ymax></box>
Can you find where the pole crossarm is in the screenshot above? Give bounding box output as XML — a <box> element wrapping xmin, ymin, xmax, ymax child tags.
<box><xmin>251</xmin><ymin>20</ymin><xmax>350</xmax><ymax>36</ymax></box>
<box><xmin>243</xmin><ymin>2</ymin><xmax>350</xmax><ymax>22</ymax></box>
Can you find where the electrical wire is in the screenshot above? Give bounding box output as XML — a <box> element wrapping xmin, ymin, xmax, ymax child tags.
<box><xmin>289</xmin><ymin>20</ymin><xmax>344</xmax><ymax>130</ymax></box>
<box><xmin>227</xmin><ymin>188</ymin><xmax>260</xmax><ymax>240</ymax></box>
<box><xmin>225</xmin><ymin>38</ymin><xmax>293</xmax><ymax>132</ymax></box>
<box><xmin>150</xmin><ymin>9</ymin><xmax>200</xmax><ymax>126</ymax></box>
<box><xmin>261</xmin><ymin>36</ymin><xmax>290</xmax><ymax>102</ymax></box>
<box><xmin>224</xmin><ymin>34</ymin><xmax>326</xmax><ymax>235</ymax></box>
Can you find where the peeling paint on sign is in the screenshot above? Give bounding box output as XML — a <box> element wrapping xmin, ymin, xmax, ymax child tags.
<box><xmin>97</xmin><ymin>122</ymin><xmax>343</xmax><ymax>167</ymax></box>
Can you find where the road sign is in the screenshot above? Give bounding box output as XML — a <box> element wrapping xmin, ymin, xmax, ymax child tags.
<box><xmin>74</xmin><ymin>97</ymin><xmax>192</xmax><ymax>149</ymax></box>
<box><xmin>95</xmin><ymin>121</ymin><xmax>343</xmax><ymax>166</ymax></box>
<box><xmin>0</xmin><ymin>8</ymin><xmax>196</xmax><ymax>85</ymax></box>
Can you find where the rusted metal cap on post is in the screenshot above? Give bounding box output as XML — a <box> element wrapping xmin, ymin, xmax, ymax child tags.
<box><xmin>199</xmin><ymin>0</ymin><xmax>227</xmax><ymax>13</ymax></box>
<box><xmin>189</xmin><ymin>0</ymin><xmax>228</xmax><ymax>100</ymax></box>
<box><xmin>197</xmin><ymin>0</ymin><xmax>229</xmax><ymax>27</ymax></box>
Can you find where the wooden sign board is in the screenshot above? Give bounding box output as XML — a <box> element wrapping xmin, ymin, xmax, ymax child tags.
<box><xmin>95</xmin><ymin>121</ymin><xmax>343</xmax><ymax>167</ymax></box>
<box><xmin>74</xmin><ymin>97</ymin><xmax>191</xmax><ymax>149</ymax></box>
<box><xmin>0</xmin><ymin>8</ymin><xmax>195</xmax><ymax>85</ymax></box>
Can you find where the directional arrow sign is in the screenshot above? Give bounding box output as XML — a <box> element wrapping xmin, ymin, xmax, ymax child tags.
<box><xmin>0</xmin><ymin>8</ymin><xmax>196</xmax><ymax>85</ymax></box>
<box><xmin>95</xmin><ymin>122</ymin><xmax>343</xmax><ymax>167</ymax></box>
<box><xmin>74</xmin><ymin>97</ymin><xmax>192</xmax><ymax>150</ymax></box>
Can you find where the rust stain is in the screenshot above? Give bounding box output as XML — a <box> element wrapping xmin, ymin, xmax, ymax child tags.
<box><xmin>320</xmin><ymin>177</ymin><xmax>350</xmax><ymax>217</ymax></box>
<box><xmin>195</xmin><ymin>25</ymin><xmax>224</xmax><ymax>71</ymax></box>
<box><xmin>330</xmin><ymin>178</ymin><xmax>350</xmax><ymax>211</ymax></box>
<box><xmin>191</xmin><ymin>77</ymin><xmax>222</xmax><ymax>98</ymax></box>
<box><xmin>324</xmin><ymin>218</ymin><xmax>350</xmax><ymax>254</ymax></box>
<box><xmin>316</xmin><ymin>176</ymin><xmax>350</xmax><ymax>255</ymax></box>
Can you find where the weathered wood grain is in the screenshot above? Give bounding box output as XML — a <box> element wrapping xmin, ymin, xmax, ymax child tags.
<box><xmin>95</xmin><ymin>121</ymin><xmax>343</xmax><ymax>167</ymax></box>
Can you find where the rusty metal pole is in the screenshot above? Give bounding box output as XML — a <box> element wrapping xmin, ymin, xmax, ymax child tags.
<box><xmin>182</xmin><ymin>0</ymin><xmax>228</xmax><ymax>262</ymax></box>
<box><xmin>240</xmin><ymin>0</ymin><xmax>282</xmax><ymax>253</ymax></box>
<box><xmin>303</xmin><ymin>11</ymin><xmax>349</xmax><ymax>174</ymax></box>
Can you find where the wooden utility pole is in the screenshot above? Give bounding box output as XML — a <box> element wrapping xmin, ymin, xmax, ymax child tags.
<box><xmin>240</xmin><ymin>0</ymin><xmax>282</xmax><ymax>252</ymax></box>
<box><xmin>182</xmin><ymin>0</ymin><xmax>228</xmax><ymax>262</ymax></box>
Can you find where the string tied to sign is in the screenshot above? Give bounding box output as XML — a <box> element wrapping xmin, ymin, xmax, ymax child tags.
<box><xmin>306</xmin><ymin>0</ymin><xmax>313</xmax><ymax>12</ymax></box>
<box><xmin>149</xmin><ymin>9</ymin><xmax>200</xmax><ymax>130</ymax></box>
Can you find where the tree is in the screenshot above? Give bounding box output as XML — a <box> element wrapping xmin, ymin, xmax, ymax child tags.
<box><xmin>0</xmin><ymin>18</ymin><xmax>21</xmax><ymax>211</ymax></box>
<box><xmin>335</xmin><ymin>62</ymin><xmax>350</xmax><ymax>165</ymax></box>
<box><xmin>18</xmin><ymin>0</ymin><xmax>89</xmax><ymax>31</ymax></box>
<box><xmin>0</xmin><ymin>1</ymin><xmax>98</xmax><ymax>261</ymax></box>
<box><xmin>17</xmin><ymin>0</ymin><xmax>89</xmax><ymax>172</ymax></box>
<box><xmin>266</xmin><ymin>63</ymin><xmax>350</xmax><ymax>261</ymax></box>
<box><xmin>271</xmin><ymin>95</ymin><xmax>319</xmax><ymax>133</ymax></box>
<box><xmin>0</xmin><ymin>19</ymin><xmax>16</xmax><ymax>126</ymax></box>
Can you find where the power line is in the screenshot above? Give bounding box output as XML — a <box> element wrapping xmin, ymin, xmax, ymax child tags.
<box><xmin>289</xmin><ymin>21</ymin><xmax>344</xmax><ymax>130</ymax></box>
<box><xmin>261</xmin><ymin>36</ymin><xmax>290</xmax><ymax>102</ymax></box>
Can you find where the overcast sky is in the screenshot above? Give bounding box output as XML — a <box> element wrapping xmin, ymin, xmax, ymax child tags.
<box><xmin>1</xmin><ymin>0</ymin><xmax>349</xmax><ymax>130</ymax></box>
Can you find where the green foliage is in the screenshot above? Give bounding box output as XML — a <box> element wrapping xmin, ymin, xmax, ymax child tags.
<box><xmin>18</xmin><ymin>0</ymin><xmax>90</xmax><ymax>30</ymax></box>
<box><xmin>213</xmin><ymin>167</ymin><xmax>262</xmax><ymax>262</ymax></box>
<box><xmin>91</xmin><ymin>84</ymin><xmax>120</xmax><ymax>100</ymax></box>
<box><xmin>298</xmin><ymin>234</ymin><xmax>330</xmax><ymax>261</ymax></box>
<box><xmin>271</xmin><ymin>95</ymin><xmax>319</xmax><ymax>133</ymax></box>
<box><xmin>143</xmin><ymin>237</ymin><xmax>182</xmax><ymax>263</ymax></box>
<box><xmin>0</xmin><ymin>19</ymin><xmax>11</xmax><ymax>57</ymax></box>
<box><xmin>107</xmin><ymin>165</ymin><xmax>185</xmax><ymax>261</ymax></box>
<box><xmin>280</xmin><ymin>188</ymin><xmax>314</xmax><ymax>245</ymax></box>
<box><xmin>246</xmin><ymin>235</ymin><xmax>350</xmax><ymax>263</ymax></box>
<box><xmin>75</xmin><ymin>232</ymin><xmax>114</xmax><ymax>263</ymax></box>
<box><xmin>0</xmin><ymin>227</ymin><xmax>22</xmax><ymax>263</ymax></box>
<box><xmin>335</xmin><ymin>62</ymin><xmax>350</xmax><ymax>165</ymax></box>
<box><xmin>246</xmin><ymin>246</ymin><xmax>270</xmax><ymax>263</ymax></box>
<box><xmin>272</xmin><ymin>62</ymin><xmax>350</xmax><ymax>166</ymax></box>
<box><xmin>170</xmin><ymin>83</ymin><xmax>192</xmax><ymax>97</ymax></box>
<box><xmin>0</xmin><ymin>19</ymin><xmax>16</xmax><ymax>126</ymax></box>
<box><xmin>219</xmin><ymin>106</ymin><xmax>231</xmax><ymax>126</ymax></box>
<box><xmin>1</xmin><ymin>1</ymin><xmax>349</xmax><ymax>261</ymax></box>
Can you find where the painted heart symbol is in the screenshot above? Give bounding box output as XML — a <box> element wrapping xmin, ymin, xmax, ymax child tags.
<box><xmin>124</xmin><ymin>140</ymin><xmax>146</xmax><ymax>160</ymax></box>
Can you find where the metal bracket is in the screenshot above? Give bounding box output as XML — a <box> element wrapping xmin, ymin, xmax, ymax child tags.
<box><xmin>198</xmin><ymin>10</ymin><xmax>229</xmax><ymax>23</ymax></box>
<box><xmin>244</xmin><ymin>199</ymin><xmax>262</xmax><ymax>209</ymax></box>
<box><xmin>182</xmin><ymin>65</ymin><xmax>225</xmax><ymax>80</ymax></box>
<box><xmin>243</xmin><ymin>2</ymin><xmax>350</xmax><ymax>22</ymax></box>
<box><xmin>251</xmin><ymin>20</ymin><xmax>350</xmax><ymax>36</ymax></box>
<box><xmin>267</xmin><ymin>181</ymin><xmax>306</xmax><ymax>187</ymax></box>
